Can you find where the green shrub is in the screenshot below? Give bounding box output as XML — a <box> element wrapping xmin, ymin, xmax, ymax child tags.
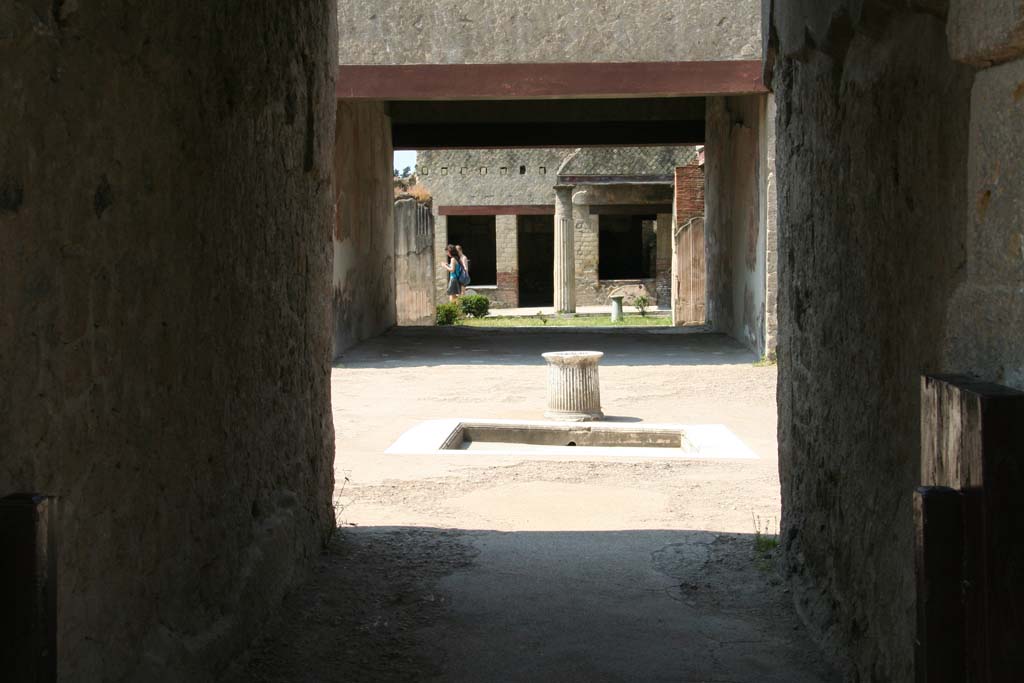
<box><xmin>459</xmin><ymin>294</ymin><xmax>490</xmax><ymax>319</ymax></box>
<box><xmin>436</xmin><ymin>302</ymin><xmax>462</xmax><ymax>325</ymax></box>
<box><xmin>631</xmin><ymin>294</ymin><xmax>651</xmax><ymax>317</ymax></box>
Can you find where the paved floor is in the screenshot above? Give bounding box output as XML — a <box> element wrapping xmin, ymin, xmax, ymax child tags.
<box><xmin>234</xmin><ymin>329</ymin><xmax>837</xmax><ymax>682</ymax></box>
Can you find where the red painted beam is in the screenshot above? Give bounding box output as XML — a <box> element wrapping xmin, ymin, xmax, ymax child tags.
<box><xmin>337</xmin><ymin>61</ymin><xmax>766</xmax><ymax>100</ymax></box>
<box><xmin>438</xmin><ymin>205</ymin><xmax>555</xmax><ymax>216</ymax></box>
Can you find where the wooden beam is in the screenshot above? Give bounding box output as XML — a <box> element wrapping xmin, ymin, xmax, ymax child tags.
<box><xmin>438</xmin><ymin>205</ymin><xmax>554</xmax><ymax>216</ymax></box>
<box><xmin>560</xmin><ymin>175</ymin><xmax>674</xmax><ymax>185</ymax></box>
<box><xmin>588</xmin><ymin>204</ymin><xmax>673</xmax><ymax>216</ymax></box>
<box><xmin>337</xmin><ymin>61</ymin><xmax>767</xmax><ymax>100</ymax></box>
<box><xmin>393</xmin><ymin>121</ymin><xmax>704</xmax><ymax>150</ymax></box>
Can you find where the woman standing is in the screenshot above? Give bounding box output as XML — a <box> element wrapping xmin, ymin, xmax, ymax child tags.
<box><xmin>441</xmin><ymin>244</ymin><xmax>462</xmax><ymax>302</ymax></box>
<box><xmin>455</xmin><ymin>245</ymin><xmax>471</xmax><ymax>295</ymax></box>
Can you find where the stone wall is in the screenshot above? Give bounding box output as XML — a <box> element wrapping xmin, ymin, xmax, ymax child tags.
<box><xmin>337</xmin><ymin>0</ymin><xmax>760</xmax><ymax>65</ymax></box>
<box><xmin>419</xmin><ymin>150</ymin><xmax>563</xmax><ymax>208</ymax></box>
<box><xmin>333</xmin><ymin>102</ymin><xmax>396</xmax><ymax>354</ymax></box>
<box><xmin>705</xmin><ymin>94</ymin><xmax>767</xmax><ymax>354</ymax></box>
<box><xmin>768</xmin><ymin>3</ymin><xmax>975</xmax><ymax>678</ymax></box>
<box><xmin>419</xmin><ymin>147</ymin><xmax>698</xmax><ymax>210</ymax></box>
<box><xmin>394</xmin><ymin>198</ymin><xmax>435</xmax><ymax>325</ymax></box>
<box><xmin>0</xmin><ymin>2</ymin><xmax>337</xmax><ymax>679</ymax></box>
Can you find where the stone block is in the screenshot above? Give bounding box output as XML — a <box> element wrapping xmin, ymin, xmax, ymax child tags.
<box><xmin>949</xmin><ymin>0</ymin><xmax>1024</xmax><ymax>66</ymax></box>
<box><xmin>964</xmin><ymin>57</ymin><xmax>1024</xmax><ymax>286</ymax></box>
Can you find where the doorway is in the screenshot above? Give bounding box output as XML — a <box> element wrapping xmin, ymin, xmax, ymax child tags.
<box><xmin>516</xmin><ymin>215</ymin><xmax>554</xmax><ymax>307</ymax></box>
<box><xmin>446</xmin><ymin>215</ymin><xmax>497</xmax><ymax>286</ymax></box>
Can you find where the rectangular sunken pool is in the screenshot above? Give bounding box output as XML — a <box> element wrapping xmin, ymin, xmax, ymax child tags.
<box><xmin>442</xmin><ymin>423</ymin><xmax>686</xmax><ymax>450</ymax></box>
<box><xmin>386</xmin><ymin>419</ymin><xmax>758</xmax><ymax>460</ymax></box>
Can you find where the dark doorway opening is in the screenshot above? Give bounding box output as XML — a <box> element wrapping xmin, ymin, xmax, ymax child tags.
<box><xmin>447</xmin><ymin>215</ymin><xmax>497</xmax><ymax>286</ymax></box>
<box><xmin>598</xmin><ymin>214</ymin><xmax>656</xmax><ymax>280</ymax></box>
<box><xmin>517</xmin><ymin>215</ymin><xmax>554</xmax><ymax>307</ymax></box>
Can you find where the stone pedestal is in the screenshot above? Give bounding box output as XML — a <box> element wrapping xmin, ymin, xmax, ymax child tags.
<box><xmin>610</xmin><ymin>295</ymin><xmax>625</xmax><ymax>322</ymax></box>
<box><xmin>553</xmin><ymin>185</ymin><xmax>576</xmax><ymax>313</ymax></box>
<box><xmin>543</xmin><ymin>351</ymin><xmax>603</xmax><ymax>421</ymax></box>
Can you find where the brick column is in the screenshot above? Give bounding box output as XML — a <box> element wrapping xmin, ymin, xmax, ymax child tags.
<box><xmin>673</xmin><ymin>164</ymin><xmax>706</xmax><ymax>325</ymax></box>
<box><xmin>573</xmin><ymin>192</ymin><xmax>599</xmax><ymax>306</ymax></box>
<box><xmin>494</xmin><ymin>214</ymin><xmax>519</xmax><ymax>308</ymax></box>
<box><xmin>554</xmin><ymin>185</ymin><xmax>576</xmax><ymax>313</ymax></box>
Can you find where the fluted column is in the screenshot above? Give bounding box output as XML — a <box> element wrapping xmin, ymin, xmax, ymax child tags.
<box><xmin>543</xmin><ymin>351</ymin><xmax>604</xmax><ymax>421</ymax></box>
<box><xmin>553</xmin><ymin>184</ymin><xmax>576</xmax><ymax>313</ymax></box>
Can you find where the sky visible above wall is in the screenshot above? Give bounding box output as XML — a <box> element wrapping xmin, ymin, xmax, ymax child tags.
<box><xmin>394</xmin><ymin>150</ymin><xmax>417</xmax><ymax>173</ymax></box>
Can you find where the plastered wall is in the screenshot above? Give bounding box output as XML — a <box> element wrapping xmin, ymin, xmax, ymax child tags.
<box><xmin>333</xmin><ymin>102</ymin><xmax>396</xmax><ymax>354</ymax></box>
<box><xmin>705</xmin><ymin>94</ymin><xmax>768</xmax><ymax>354</ymax></box>
<box><xmin>0</xmin><ymin>2</ymin><xmax>337</xmax><ymax>679</ymax></box>
<box><xmin>768</xmin><ymin>2</ymin><xmax>975</xmax><ymax>678</ymax></box>
<box><xmin>394</xmin><ymin>198</ymin><xmax>435</xmax><ymax>325</ymax></box>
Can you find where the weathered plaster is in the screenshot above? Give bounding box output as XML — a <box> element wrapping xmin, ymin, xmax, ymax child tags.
<box><xmin>705</xmin><ymin>95</ymin><xmax>767</xmax><ymax>354</ymax></box>
<box><xmin>394</xmin><ymin>198</ymin><xmax>435</xmax><ymax>325</ymax></box>
<box><xmin>337</xmin><ymin>0</ymin><xmax>760</xmax><ymax>65</ymax></box>
<box><xmin>333</xmin><ymin>101</ymin><xmax>396</xmax><ymax>354</ymax></box>
<box><xmin>769</xmin><ymin>4</ymin><xmax>974</xmax><ymax>679</ymax></box>
<box><xmin>761</xmin><ymin>94</ymin><xmax>779</xmax><ymax>358</ymax></box>
<box><xmin>943</xmin><ymin>52</ymin><xmax>1024</xmax><ymax>389</ymax></box>
<box><xmin>0</xmin><ymin>2</ymin><xmax>337</xmax><ymax>679</ymax></box>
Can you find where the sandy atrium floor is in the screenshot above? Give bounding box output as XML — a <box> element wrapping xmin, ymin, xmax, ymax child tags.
<box><xmin>233</xmin><ymin>328</ymin><xmax>838</xmax><ymax>682</ymax></box>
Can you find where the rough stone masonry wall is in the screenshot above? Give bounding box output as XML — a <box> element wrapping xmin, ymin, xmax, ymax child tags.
<box><xmin>333</xmin><ymin>102</ymin><xmax>396</xmax><ymax>353</ymax></box>
<box><xmin>418</xmin><ymin>149</ymin><xmax>563</xmax><ymax>207</ymax></box>
<box><xmin>705</xmin><ymin>95</ymin><xmax>767</xmax><ymax>354</ymax></box>
<box><xmin>337</xmin><ymin>0</ymin><xmax>760</xmax><ymax>65</ymax></box>
<box><xmin>768</xmin><ymin>2</ymin><xmax>974</xmax><ymax>678</ymax></box>
<box><xmin>0</xmin><ymin>2</ymin><xmax>337</xmax><ymax>680</ymax></box>
<box><xmin>394</xmin><ymin>198</ymin><xmax>435</xmax><ymax>325</ymax></box>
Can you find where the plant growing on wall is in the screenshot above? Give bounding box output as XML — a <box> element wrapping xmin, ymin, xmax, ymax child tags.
<box><xmin>459</xmin><ymin>294</ymin><xmax>490</xmax><ymax>319</ymax></box>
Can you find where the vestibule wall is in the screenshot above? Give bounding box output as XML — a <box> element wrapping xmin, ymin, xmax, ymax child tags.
<box><xmin>1</xmin><ymin>2</ymin><xmax>337</xmax><ymax>679</ymax></box>
<box><xmin>333</xmin><ymin>101</ymin><xmax>396</xmax><ymax>354</ymax></box>
<box><xmin>394</xmin><ymin>198</ymin><xmax>435</xmax><ymax>325</ymax></box>
<box><xmin>768</xmin><ymin>3</ymin><xmax>976</xmax><ymax>679</ymax></box>
<box><xmin>704</xmin><ymin>94</ymin><xmax>771</xmax><ymax>355</ymax></box>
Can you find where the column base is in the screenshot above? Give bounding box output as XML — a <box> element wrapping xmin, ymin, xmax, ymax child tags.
<box><xmin>544</xmin><ymin>409</ymin><xmax>604</xmax><ymax>422</ymax></box>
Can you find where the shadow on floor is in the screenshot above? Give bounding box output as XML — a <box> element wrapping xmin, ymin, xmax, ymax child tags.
<box><xmin>232</xmin><ymin>527</ymin><xmax>839</xmax><ymax>683</ymax></box>
<box><xmin>334</xmin><ymin>328</ymin><xmax>757</xmax><ymax>370</ymax></box>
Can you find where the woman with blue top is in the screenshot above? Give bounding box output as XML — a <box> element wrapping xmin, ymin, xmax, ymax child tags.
<box><xmin>441</xmin><ymin>244</ymin><xmax>463</xmax><ymax>302</ymax></box>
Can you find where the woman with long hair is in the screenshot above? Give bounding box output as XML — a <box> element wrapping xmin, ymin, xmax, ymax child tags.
<box><xmin>455</xmin><ymin>245</ymin><xmax>471</xmax><ymax>295</ymax></box>
<box><xmin>441</xmin><ymin>244</ymin><xmax>462</xmax><ymax>302</ymax></box>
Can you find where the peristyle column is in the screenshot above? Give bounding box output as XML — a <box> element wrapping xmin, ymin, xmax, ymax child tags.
<box><xmin>553</xmin><ymin>184</ymin><xmax>576</xmax><ymax>313</ymax></box>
